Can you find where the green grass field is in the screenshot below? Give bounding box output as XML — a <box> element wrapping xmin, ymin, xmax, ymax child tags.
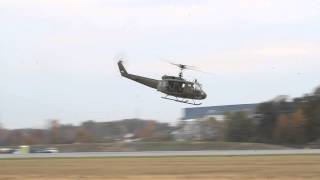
<box><xmin>1</xmin><ymin>155</ymin><xmax>320</xmax><ymax>179</ymax></box>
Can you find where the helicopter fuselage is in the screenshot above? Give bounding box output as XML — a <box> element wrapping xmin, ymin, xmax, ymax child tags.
<box><xmin>157</xmin><ymin>76</ymin><xmax>206</xmax><ymax>100</ymax></box>
<box><xmin>118</xmin><ymin>61</ymin><xmax>207</xmax><ymax>101</ymax></box>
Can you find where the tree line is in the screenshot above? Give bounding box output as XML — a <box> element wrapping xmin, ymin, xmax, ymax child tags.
<box><xmin>223</xmin><ymin>86</ymin><xmax>320</xmax><ymax>145</ymax></box>
<box><xmin>0</xmin><ymin>119</ymin><xmax>172</xmax><ymax>146</ymax></box>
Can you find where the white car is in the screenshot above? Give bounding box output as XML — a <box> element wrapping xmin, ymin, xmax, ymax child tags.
<box><xmin>36</xmin><ymin>148</ymin><xmax>59</xmax><ymax>153</ymax></box>
<box><xmin>0</xmin><ymin>148</ymin><xmax>15</xmax><ymax>154</ymax></box>
<box><xmin>45</xmin><ymin>148</ymin><xmax>59</xmax><ymax>153</ymax></box>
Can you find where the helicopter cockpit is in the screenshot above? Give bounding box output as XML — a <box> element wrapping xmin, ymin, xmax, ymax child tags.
<box><xmin>194</xmin><ymin>79</ymin><xmax>202</xmax><ymax>90</ymax></box>
<box><xmin>159</xmin><ymin>75</ymin><xmax>203</xmax><ymax>96</ymax></box>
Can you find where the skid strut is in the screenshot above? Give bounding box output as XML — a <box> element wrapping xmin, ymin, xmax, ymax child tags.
<box><xmin>161</xmin><ymin>96</ymin><xmax>202</xmax><ymax>105</ymax></box>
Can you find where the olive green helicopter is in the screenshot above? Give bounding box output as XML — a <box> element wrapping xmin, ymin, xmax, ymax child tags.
<box><xmin>117</xmin><ymin>60</ymin><xmax>207</xmax><ymax>105</ymax></box>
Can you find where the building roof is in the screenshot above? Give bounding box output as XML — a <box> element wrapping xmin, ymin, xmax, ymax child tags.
<box><xmin>182</xmin><ymin>104</ymin><xmax>258</xmax><ymax>120</ymax></box>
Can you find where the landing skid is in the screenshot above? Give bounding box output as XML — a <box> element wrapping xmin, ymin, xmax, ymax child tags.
<box><xmin>161</xmin><ymin>96</ymin><xmax>202</xmax><ymax>105</ymax></box>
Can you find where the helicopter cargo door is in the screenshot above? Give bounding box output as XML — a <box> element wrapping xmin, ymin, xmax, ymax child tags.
<box><xmin>157</xmin><ymin>80</ymin><xmax>168</xmax><ymax>92</ymax></box>
<box><xmin>168</xmin><ymin>81</ymin><xmax>184</xmax><ymax>93</ymax></box>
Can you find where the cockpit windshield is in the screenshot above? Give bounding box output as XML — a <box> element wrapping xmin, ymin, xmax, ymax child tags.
<box><xmin>194</xmin><ymin>82</ymin><xmax>202</xmax><ymax>91</ymax></box>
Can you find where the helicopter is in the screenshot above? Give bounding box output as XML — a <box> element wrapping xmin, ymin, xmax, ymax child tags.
<box><xmin>117</xmin><ymin>60</ymin><xmax>207</xmax><ymax>105</ymax></box>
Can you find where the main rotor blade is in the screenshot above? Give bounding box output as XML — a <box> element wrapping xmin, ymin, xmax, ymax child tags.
<box><xmin>164</xmin><ymin>60</ymin><xmax>197</xmax><ymax>70</ymax></box>
<box><xmin>160</xmin><ymin>57</ymin><xmax>216</xmax><ymax>75</ymax></box>
<box><xmin>185</xmin><ymin>66</ymin><xmax>215</xmax><ymax>75</ymax></box>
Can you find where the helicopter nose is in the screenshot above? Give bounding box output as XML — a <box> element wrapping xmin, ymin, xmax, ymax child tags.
<box><xmin>201</xmin><ymin>92</ymin><xmax>207</xmax><ymax>99</ymax></box>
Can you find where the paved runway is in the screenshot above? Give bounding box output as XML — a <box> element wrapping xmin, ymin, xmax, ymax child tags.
<box><xmin>1</xmin><ymin>149</ymin><xmax>320</xmax><ymax>159</ymax></box>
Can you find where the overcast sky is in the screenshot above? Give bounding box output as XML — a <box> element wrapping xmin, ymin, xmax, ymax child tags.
<box><xmin>1</xmin><ymin>0</ymin><xmax>320</xmax><ymax>129</ymax></box>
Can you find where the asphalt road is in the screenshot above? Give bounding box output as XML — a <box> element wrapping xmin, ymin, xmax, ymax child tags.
<box><xmin>1</xmin><ymin>149</ymin><xmax>320</xmax><ymax>159</ymax></box>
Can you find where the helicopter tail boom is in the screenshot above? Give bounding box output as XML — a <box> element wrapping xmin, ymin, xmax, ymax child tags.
<box><xmin>117</xmin><ymin>61</ymin><xmax>159</xmax><ymax>89</ymax></box>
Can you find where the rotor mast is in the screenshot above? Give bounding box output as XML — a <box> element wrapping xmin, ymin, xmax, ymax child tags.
<box><xmin>172</xmin><ymin>63</ymin><xmax>187</xmax><ymax>78</ymax></box>
<box><xmin>179</xmin><ymin>66</ymin><xmax>185</xmax><ymax>78</ymax></box>
<box><xmin>168</xmin><ymin>62</ymin><xmax>203</xmax><ymax>79</ymax></box>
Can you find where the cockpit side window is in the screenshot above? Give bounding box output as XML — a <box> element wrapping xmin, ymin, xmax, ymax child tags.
<box><xmin>195</xmin><ymin>83</ymin><xmax>201</xmax><ymax>91</ymax></box>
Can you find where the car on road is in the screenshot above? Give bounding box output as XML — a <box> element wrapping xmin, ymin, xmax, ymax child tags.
<box><xmin>32</xmin><ymin>148</ymin><xmax>59</xmax><ymax>153</ymax></box>
<box><xmin>0</xmin><ymin>148</ymin><xmax>15</xmax><ymax>154</ymax></box>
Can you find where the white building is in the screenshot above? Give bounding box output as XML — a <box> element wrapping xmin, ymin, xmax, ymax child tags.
<box><xmin>182</xmin><ymin>104</ymin><xmax>258</xmax><ymax>121</ymax></box>
<box><xmin>175</xmin><ymin>104</ymin><xmax>258</xmax><ymax>141</ymax></box>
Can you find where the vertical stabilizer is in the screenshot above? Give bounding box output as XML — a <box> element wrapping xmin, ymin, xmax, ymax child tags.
<box><xmin>118</xmin><ymin>61</ymin><xmax>128</xmax><ymax>75</ymax></box>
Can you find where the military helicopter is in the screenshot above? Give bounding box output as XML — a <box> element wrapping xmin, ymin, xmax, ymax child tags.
<box><xmin>117</xmin><ymin>60</ymin><xmax>207</xmax><ymax>105</ymax></box>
